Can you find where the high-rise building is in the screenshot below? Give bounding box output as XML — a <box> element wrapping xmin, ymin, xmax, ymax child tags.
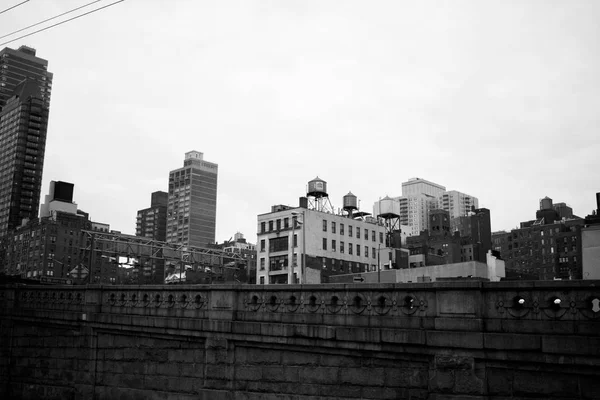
<box><xmin>0</xmin><ymin>46</ymin><xmax>52</xmax><ymax>110</ymax></box>
<box><xmin>166</xmin><ymin>151</ymin><xmax>218</xmax><ymax>247</ymax></box>
<box><xmin>0</xmin><ymin>46</ymin><xmax>52</xmax><ymax>238</ymax></box>
<box><xmin>401</xmin><ymin>177</ymin><xmax>446</xmax><ymax>198</ymax></box>
<box><xmin>375</xmin><ymin>178</ymin><xmax>480</xmax><ymax>238</ymax></box>
<box><xmin>437</xmin><ymin>190</ymin><xmax>479</xmax><ymax>219</ymax></box>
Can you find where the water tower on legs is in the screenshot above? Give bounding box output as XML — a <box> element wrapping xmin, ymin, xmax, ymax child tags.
<box><xmin>343</xmin><ymin>192</ymin><xmax>358</xmax><ymax>218</ymax></box>
<box><xmin>306</xmin><ymin>176</ymin><xmax>334</xmax><ymax>213</ymax></box>
<box><xmin>375</xmin><ymin>196</ymin><xmax>402</xmax><ymax>248</ymax></box>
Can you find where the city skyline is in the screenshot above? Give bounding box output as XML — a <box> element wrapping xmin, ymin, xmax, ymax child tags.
<box><xmin>1</xmin><ymin>1</ymin><xmax>598</xmax><ymax>244</ymax></box>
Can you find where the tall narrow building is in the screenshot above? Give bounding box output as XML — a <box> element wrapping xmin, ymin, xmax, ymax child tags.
<box><xmin>166</xmin><ymin>151</ymin><xmax>218</xmax><ymax>247</ymax></box>
<box><xmin>136</xmin><ymin>191</ymin><xmax>168</xmax><ymax>241</ymax></box>
<box><xmin>0</xmin><ymin>45</ymin><xmax>52</xmax><ymax>110</ymax></box>
<box><xmin>0</xmin><ymin>46</ymin><xmax>52</xmax><ymax>238</ymax></box>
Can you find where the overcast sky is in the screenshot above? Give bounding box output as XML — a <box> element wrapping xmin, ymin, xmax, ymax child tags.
<box><xmin>3</xmin><ymin>0</ymin><xmax>599</xmax><ymax>243</ymax></box>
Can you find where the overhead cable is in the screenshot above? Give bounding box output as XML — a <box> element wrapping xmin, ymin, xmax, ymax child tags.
<box><xmin>0</xmin><ymin>0</ymin><xmax>103</xmax><ymax>41</ymax></box>
<box><xmin>0</xmin><ymin>0</ymin><xmax>125</xmax><ymax>47</ymax></box>
<box><xmin>0</xmin><ymin>1</ymin><xmax>30</xmax><ymax>16</ymax></box>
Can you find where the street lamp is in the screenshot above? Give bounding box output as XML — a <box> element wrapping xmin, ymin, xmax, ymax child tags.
<box><xmin>291</xmin><ymin>211</ymin><xmax>305</xmax><ymax>284</ymax></box>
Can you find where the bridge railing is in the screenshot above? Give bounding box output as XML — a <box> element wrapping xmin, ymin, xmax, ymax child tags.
<box><xmin>2</xmin><ymin>281</ymin><xmax>599</xmax><ymax>328</ymax></box>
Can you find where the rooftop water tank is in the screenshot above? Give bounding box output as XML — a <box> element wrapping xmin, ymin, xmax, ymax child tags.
<box><xmin>377</xmin><ymin>196</ymin><xmax>400</xmax><ymax>218</ymax></box>
<box><xmin>343</xmin><ymin>192</ymin><xmax>358</xmax><ymax>211</ymax></box>
<box><xmin>307</xmin><ymin>176</ymin><xmax>328</xmax><ymax>198</ymax></box>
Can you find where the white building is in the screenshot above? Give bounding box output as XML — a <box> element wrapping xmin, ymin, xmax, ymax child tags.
<box><xmin>330</xmin><ymin>251</ymin><xmax>505</xmax><ymax>283</ymax></box>
<box><xmin>375</xmin><ymin>178</ymin><xmax>480</xmax><ymax>238</ymax></box>
<box><xmin>256</xmin><ymin>205</ymin><xmax>386</xmax><ymax>285</ymax></box>
<box><xmin>437</xmin><ymin>190</ymin><xmax>479</xmax><ymax>219</ymax></box>
<box><xmin>401</xmin><ymin>177</ymin><xmax>446</xmax><ymax>198</ymax></box>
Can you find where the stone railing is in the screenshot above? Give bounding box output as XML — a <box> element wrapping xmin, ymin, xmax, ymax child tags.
<box><xmin>3</xmin><ymin>280</ymin><xmax>600</xmax><ymax>324</ymax></box>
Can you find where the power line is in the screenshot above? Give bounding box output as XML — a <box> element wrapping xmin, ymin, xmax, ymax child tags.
<box><xmin>0</xmin><ymin>0</ymin><xmax>125</xmax><ymax>47</ymax></box>
<box><xmin>0</xmin><ymin>0</ymin><xmax>30</xmax><ymax>16</ymax></box>
<box><xmin>0</xmin><ymin>0</ymin><xmax>103</xmax><ymax>41</ymax></box>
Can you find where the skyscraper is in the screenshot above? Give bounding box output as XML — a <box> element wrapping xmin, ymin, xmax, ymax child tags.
<box><xmin>166</xmin><ymin>151</ymin><xmax>218</xmax><ymax>247</ymax></box>
<box><xmin>0</xmin><ymin>46</ymin><xmax>52</xmax><ymax>110</ymax></box>
<box><xmin>0</xmin><ymin>46</ymin><xmax>52</xmax><ymax>238</ymax></box>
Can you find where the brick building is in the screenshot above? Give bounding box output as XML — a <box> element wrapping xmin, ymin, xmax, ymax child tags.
<box><xmin>492</xmin><ymin>197</ymin><xmax>584</xmax><ymax>280</ymax></box>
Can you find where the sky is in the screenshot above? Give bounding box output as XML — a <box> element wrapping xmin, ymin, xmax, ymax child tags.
<box><xmin>2</xmin><ymin>0</ymin><xmax>599</xmax><ymax>243</ymax></box>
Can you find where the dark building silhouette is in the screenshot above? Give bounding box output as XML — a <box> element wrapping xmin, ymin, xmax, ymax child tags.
<box><xmin>492</xmin><ymin>197</ymin><xmax>584</xmax><ymax>280</ymax></box>
<box><xmin>406</xmin><ymin>208</ymin><xmax>492</xmax><ymax>268</ymax></box>
<box><xmin>136</xmin><ymin>191</ymin><xmax>168</xmax><ymax>283</ymax></box>
<box><xmin>0</xmin><ymin>46</ymin><xmax>52</xmax><ymax>238</ymax></box>
<box><xmin>0</xmin><ymin>182</ymin><xmax>116</xmax><ymax>283</ymax></box>
<box><xmin>0</xmin><ymin>45</ymin><xmax>52</xmax><ymax>110</ymax></box>
<box><xmin>136</xmin><ymin>191</ymin><xmax>168</xmax><ymax>241</ymax></box>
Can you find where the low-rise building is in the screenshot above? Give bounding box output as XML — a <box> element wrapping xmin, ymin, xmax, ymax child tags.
<box><xmin>257</xmin><ymin>201</ymin><xmax>386</xmax><ymax>285</ymax></box>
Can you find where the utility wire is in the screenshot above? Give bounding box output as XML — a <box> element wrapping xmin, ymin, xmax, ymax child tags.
<box><xmin>0</xmin><ymin>0</ymin><xmax>103</xmax><ymax>41</ymax></box>
<box><xmin>0</xmin><ymin>0</ymin><xmax>125</xmax><ymax>47</ymax></box>
<box><xmin>0</xmin><ymin>0</ymin><xmax>29</xmax><ymax>16</ymax></box>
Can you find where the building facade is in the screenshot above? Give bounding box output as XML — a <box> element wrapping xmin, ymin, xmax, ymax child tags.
<box><xmin>437</xmin><ymin>190</ymin><xmax>479</xmax><ymax>220</ymax></box>
<box><xmin>401</xmin><ymin>177</ymin><xmax>446</xmax><ymax>198</ymax></box>
<box><xmin>136</xmin><ymin>191</ymin><xmax>168</xmax><ymax>241</ymax></box>
<box><xmin>0</xmin><ymin>79</ymin><xmax>51</xmax><ymax>238</ymax></box>
<box><xmin>376</xmin><ymin>178</ymin><xmax>480</xmax><ymax>238</ymax></box>
<box><xmin>256</xmin><ymin>204</ymin><xmax>387</xmax><ymax>285</ymax></box>
<box><xmin>135</xmin><ymin>191</ymin><xmax>168</xmax><ymax>283</ymax></box>
<box><xmin>0</xmin><ymin>46</ymin><xmax>52</xmax><ymax>110</ymax></box>
<box><xmin>492</xmin><ymin>197</ymin><xmax>584</xmax><ymax>280</ymax></box>
<box><xmin>0</xmin><ymin>182</ymin><xmax>116</xmax><ymax>284</ymax></box>
<box><xmin>167</xmin><ymin>151</ymin><xmax>218</xmax><ymax>248</ymax></box>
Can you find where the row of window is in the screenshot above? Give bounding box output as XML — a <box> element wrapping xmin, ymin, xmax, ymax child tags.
<box><xmin>323</xmin><ymin>239</ymin><xmax>377</xmax><ymax>258</ymax></box>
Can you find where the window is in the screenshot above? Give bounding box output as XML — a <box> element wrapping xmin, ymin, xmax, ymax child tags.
<box><xmin>372</xmin><ymin>247</ymin><xmax>376</xmax><ymax>258</ymax></box>
<box><xmin>293</xmin><ymin>234</ymin><xmax>298</xmax><ymax>248</ymax></box>
<box><xmin>340</xmin><ymin>224</ymin><xmax>344</xmax><ymax>235</ymax></box>
<box><xmin>372</xmin><ymin>230</ymin><xmax>376</xmax><ymax>242</ymax></box>
<box><xmin>356</xmin><ymin>244</ymin><xmax>361</xmax><ymax>256</ymax></box>
<box><xmin>323</xmin><ymin>238</ymin><xmax>327</xmax><ymax>250</ymax></box>
<box><xmin>260</xmin><ymin>259</ymin><xmax>265</xmax><ymax>270</ymax></box>
<box><xmin>365</xmin><ymin>246</ymin><xmax>369</xmax><ymax>257</ymax></box>
<box><xmin>332</xmin><ymin>240</ymin><xmax>336</xmax><ymax>252</ymax></box>
<box><xmin>340</xmin><ymin>241</ymin><xmax>345</xmax><ymax>253</ymax></box>
<box><xmin>349</xmin><ymin>226</ymin><xmax>353</xmax><ymax>236</ymax></box>
<box><xmin>332</xmin><ymin>222</ymin><xmax>336</xmax><ymax>234</ymax></box>
<box><xmin>269</xmin><ymin>237</ymin><xmax>288</xmax><ymax>252</ymax></box>
<box><xmin>260</xmin><ymin>240</ymin><xmax>265</xmax><ymax>252</ymax></box>
<box><xmin>260</xmin><ymin>276</ymin><xmax>265</xmax><ymax>285</ymax></box>
<box><xmin>284</xmin><ymin>218</ymin><xmax>289</xmax><ymax>229</ymax></box>
<box><xmin>268</xmin><ymin>221</ymin><xmax>273</xmax><ymax>231</ymax></box>
<box><xmin>379</xmin><ymin>232</ymin><xmax>384</xmax><ymax>243</ymax></box>
<box><xmin>270</xmin><ymin>255</ymin><xmax>288</xmax><ymax>270</ymax></box>
<box><xmin>365</xmin><ymin>230</ymin><xmax>368</xmax><ymax>240</ymax></box>
<box><xmin>276</xmin><ymin>219</ymin><xmax>281</xmax><ymax>230</ymax></box>
<box><xmin>323</xmin><ymin>220</ymin><xmax>327</xmax><ymax>232</ymax></box>
<box><xmin>356</xmin><ymin>227</ymin><xmax>360</xmax><ymax>239</ymax></box>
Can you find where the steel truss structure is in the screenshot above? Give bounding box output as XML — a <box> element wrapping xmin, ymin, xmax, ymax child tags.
<box><xmin>80</xmin><ymin>230</ymin><xmax>247</xmax><ymax>268</ymax></box>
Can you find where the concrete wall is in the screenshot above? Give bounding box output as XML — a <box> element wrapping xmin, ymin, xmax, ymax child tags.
<box><xmin>1</xmin><ymin>281</ymin><xmax>600</xmax><ymax>399</ymax></box>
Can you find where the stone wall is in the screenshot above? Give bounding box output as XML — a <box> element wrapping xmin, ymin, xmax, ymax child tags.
<box><xmin>1</xmin><ymin>281</ymin><xmax>599</xmax><ymax>399</ymax></box>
